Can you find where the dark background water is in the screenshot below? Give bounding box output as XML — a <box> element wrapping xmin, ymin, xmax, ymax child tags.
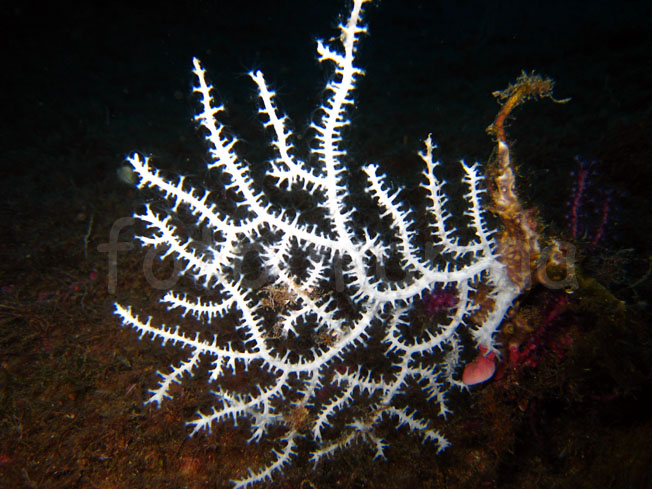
<box><xmin>3</xmin><ymin>0</ymin><xmax>650</xmax><ymax>246</ymax></box>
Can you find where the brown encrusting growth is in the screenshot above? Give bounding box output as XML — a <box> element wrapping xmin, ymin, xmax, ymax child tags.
<box><xmin>488</xmin><ymin>139</ymin><xmax>542</xmax><ymax>292</ymax></box>
<box><xmin>485</xmin><ymin>72</ymin><xmax>572</xmax><ymax>294</ymax></box>
<box><xmin>487</xmin><ymin>71</ymin><xmax>570</xmax><ymax>144</ymax></box>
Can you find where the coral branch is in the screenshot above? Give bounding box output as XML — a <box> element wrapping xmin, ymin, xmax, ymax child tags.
<box><xmin>114</xmin><ymin>0</ymin><xmax>522</xmax><ymax>485</ymax></box>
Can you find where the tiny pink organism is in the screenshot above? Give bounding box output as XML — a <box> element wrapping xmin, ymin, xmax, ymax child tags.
<box><xmin>423</xmin><ymin>287</ymin><xmax>459</xmax><ymax>316</ymax></box>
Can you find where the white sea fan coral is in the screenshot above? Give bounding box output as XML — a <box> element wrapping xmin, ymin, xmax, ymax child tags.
<box><xmin>114</xmin><ymin>0</ymin><xmax>519</xmax><ymax>486</ymax></box>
